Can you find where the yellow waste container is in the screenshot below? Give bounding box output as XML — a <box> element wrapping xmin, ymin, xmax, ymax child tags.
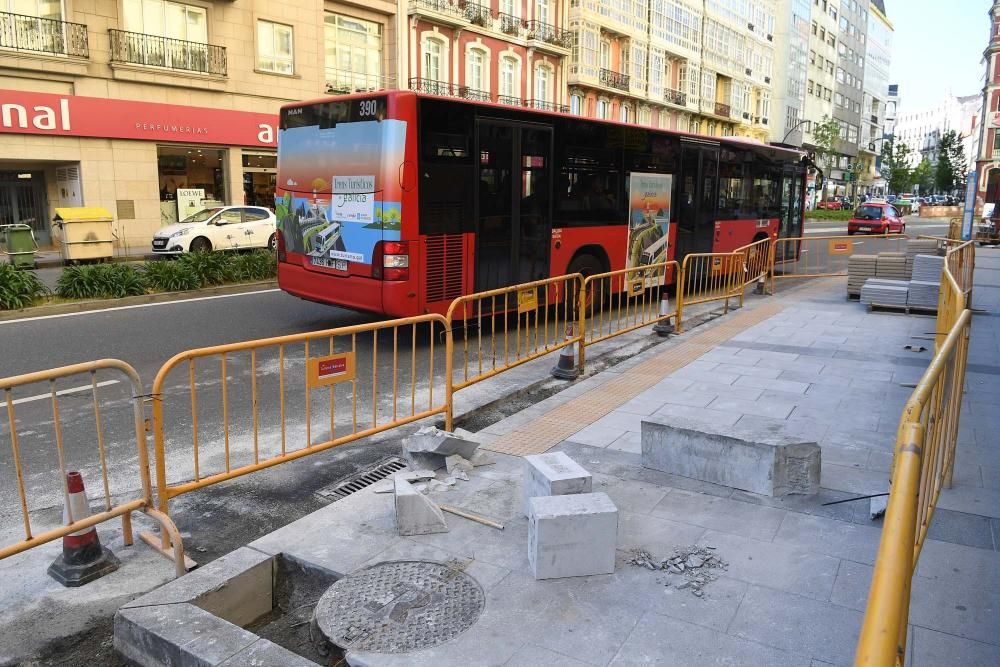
<box><xmin>53</xmin><ymin>207</ymin><xmax>115</xmax><ymax>263</ymax></box>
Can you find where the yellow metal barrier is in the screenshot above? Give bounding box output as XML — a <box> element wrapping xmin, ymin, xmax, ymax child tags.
<box><xmin>444</xmin><ymin>274</ymin><xmax>583</xmax><ymax>429</ymax></box>
<box><xmin>0</xmin><ymin>360</ymin><xmax>186</xmax><ymax>577</ymax></box>
<box><xmin>150</xmin><ymin>315</ymin><xmax>449</xmax><ymax>549</ymax></box>
<box><xmin>945</xmin><ymin>240</ymin><xmax>975</xmax><ymax>304</ymax></box>
<box><xmin>579</xmin><ymin>261</ymin><xmax>680</xmax><ymax>368</ymax></box>
<box><xmin>855</xmin><ymin>258</ymin><xmax>973</xmax><ymax>666</ymax></box>
<box><xmin>772</xmin><ymin>233</ymin><xmax>906</xmax><ymax>286</ymax></box>
<box><xmin>675</xmin><ymin>251</ymin><xmax>743</xmax><ymax>330</ymax></box>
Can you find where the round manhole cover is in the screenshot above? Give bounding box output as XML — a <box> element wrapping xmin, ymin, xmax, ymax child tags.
<box><xmin>314</xmin><ymin>560</ymin><xmax>485</xmax><ymax>653</ymax></box>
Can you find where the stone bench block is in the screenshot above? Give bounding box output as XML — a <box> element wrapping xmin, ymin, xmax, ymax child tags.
<box><xmin>527</xmin><ymin>492</ymin><xmax>618</xmax><ymax>580</ymax></box>
<box><xmin>641</xmin><ymin>418</ymin><xmax>820</xmax><ymax>497</ymax></box>
<box><xmin>522</xmin><ymin>451</ymin><xmax>592</xmax><ymax>516</ymax></box>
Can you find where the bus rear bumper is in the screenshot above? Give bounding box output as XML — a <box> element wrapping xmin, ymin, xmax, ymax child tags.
<box><xmin>277</xmin><ymin>259</ymin><xmax>419</xmax><ymax>317</ymax></box>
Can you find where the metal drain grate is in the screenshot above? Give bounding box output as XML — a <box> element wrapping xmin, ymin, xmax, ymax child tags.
<box><xmin>316</xmin><ymin>457</ymin><xmax>407</xmax><ymax>501</ymax></box>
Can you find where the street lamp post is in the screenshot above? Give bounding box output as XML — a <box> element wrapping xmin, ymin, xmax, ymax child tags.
<box><xmin>781</xmin><ymin>119</ymin><xmax>811</xmax><ymax>145</ymax></box>
<box><xmin>846</xmin><ymin>162</ymin><xmax>865</xmax><ymax>208</ymax></box>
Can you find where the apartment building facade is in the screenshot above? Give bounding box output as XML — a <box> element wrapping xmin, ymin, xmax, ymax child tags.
<box><xmin>861</xmin><ymin>0</ymin><xmax>890</xmax><ymax>194</ymax></box>
<box><xmin>769</xmin><ymin>0</ymin><xmax>811</xmax><ymax>146</ymax></box>
<box><xmin>0</xmin><ymin>0</ymin><xmax>405</xmax><ymax>248</ymax></box>
<box><xmin>564</xmin><ymin>0</ymin><xmax>775</xmax><ymax>141</ymax></box>
<box><xmin>976</xmin><ymin>0</ymin><xmax>1000</xmax><ymax>204</ymax></box>
<box><xmin>803</xmin><ymin>0</ymin><xmax>838</xmax><ymax>196</ymax></box>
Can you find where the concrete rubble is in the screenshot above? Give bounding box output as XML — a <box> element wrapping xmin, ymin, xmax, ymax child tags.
<box><xmin>393</xmin><ymin>476</ymin><xmax>449</xmax><ymax>536</ymax></box>
<box><xmin>626</xmin><ymin>546</ymin><xmax>728</xmax><ymax>598</ymax></box>
<box><xmin>402</xmin><ymin>426</ymin><xmax>480</xmax><ymax>470</ymax></box>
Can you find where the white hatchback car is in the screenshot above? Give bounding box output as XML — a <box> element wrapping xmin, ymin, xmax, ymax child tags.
<box><xmin>151</xmin><ymin>206</ymin><xmax>277</xmax><ymax>255</ymax></box>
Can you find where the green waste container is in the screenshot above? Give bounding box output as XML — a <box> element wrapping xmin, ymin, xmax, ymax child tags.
<box><xmin>1</xmin><ymin>224</ymin><xmax>37</xmax><ymax>269</ymax></box>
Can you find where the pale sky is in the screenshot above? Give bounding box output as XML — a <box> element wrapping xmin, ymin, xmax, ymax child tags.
<box><xmin>886</xmin><ymin>0</ymin><xmax>992</xmax><ymax>112</ymax></box>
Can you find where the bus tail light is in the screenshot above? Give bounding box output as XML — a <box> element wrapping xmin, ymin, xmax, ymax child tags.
<box><xmin>276</xmin><ymin>229</ymin><xmax>286</xmax><ymax>262</ymax></box>
<box><xmin>376</xmin><ymin>241</ymin><xmax>410</xmax><ymax>281</ymax></box>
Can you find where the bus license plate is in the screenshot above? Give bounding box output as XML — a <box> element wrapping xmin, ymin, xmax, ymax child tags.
<box><xmin>310</xmin><ymin>256</ymin><xmax>349</xmax><ymax>271</ymax></box>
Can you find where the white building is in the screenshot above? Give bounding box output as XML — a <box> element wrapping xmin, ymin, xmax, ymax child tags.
<box><xmin>895</xmin><ymin>93</ymin><xmax>966</xmax><ymax>168</ymax></box>
<box><xmin>861</xmin><ymin>0</ymin><xmax>892</xmax><ymax>195</ymax></box>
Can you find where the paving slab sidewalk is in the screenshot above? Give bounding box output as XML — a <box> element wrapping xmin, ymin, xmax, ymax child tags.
<box><xmin>117</xmin><ymin>249</ymin><xmax>1000</xmax><ymax>666</ymax></box>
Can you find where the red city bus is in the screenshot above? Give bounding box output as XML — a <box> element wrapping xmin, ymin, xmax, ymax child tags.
<box><xmin>275</xmin><ymin>91</ymin><xmax>807</xmax><ymax>317</ymax></box>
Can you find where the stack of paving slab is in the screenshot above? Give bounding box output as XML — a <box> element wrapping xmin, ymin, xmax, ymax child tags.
<box><xmin>905</xmin><ymin>239</ymin><xmax>941</xmax><ymax>277</ymax></box>
<box><xmin>860</xmin><ymin>278</ymin><xmax>910</xmax><ymax>307</ymax></box>
<box><xmin>847</xmin><ymin>254</ymin><xmax>878</xmax><ymax>298</ymax></box>
<box><xmin>907</xmin><ymin>253</ymin><xmax>945</xmax><ymax>310</ymax></box>
<box><xmin>875</xmin><ymin>252</ymin><xmax>909</xmax><ymax>281</ymax></box>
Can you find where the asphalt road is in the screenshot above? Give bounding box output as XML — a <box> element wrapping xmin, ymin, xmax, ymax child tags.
<box><xmin>0</xmin><ymin>216</ymin><xmax>955</xmax><ymax>523</ymax></box>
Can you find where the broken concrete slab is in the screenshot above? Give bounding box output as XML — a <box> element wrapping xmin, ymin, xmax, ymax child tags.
<box><xmin>522</xmin><ymin>451</ymin><xmax>593</xmax><ymax>516</ymax></box>
<box><xmin>641</xmin><ymin>418</ymin><xmax>821</xmax><ymax>497</ymax></box>
<box><xmin>528</xmin><ymin>492</ymin><xmax>618</xmax><ymax>580</ymax></box>
<box><xmin>405</xmin><ymin>426</ymin><xmax>479</xmax><ymax>459</ymax></box>
<box><xmin>394</xmin><ymin>477</ymin><xmax>449</xmax><ymax>536</ymax></box>
<box><xmin>446</xmin><ymin>454</ymin><xmax>474</xmax><ymax>475</ymax></box>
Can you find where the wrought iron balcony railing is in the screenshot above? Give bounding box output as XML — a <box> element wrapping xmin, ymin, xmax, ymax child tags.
<box><xmin>463</xmin><ymin>2</ymin><xmax>492</xmax><ymax>27</ymax></box>
<box><xmin>109</xmin><ymin>29</ymin><xmax>226</xmax><ymax>76</ymax></box>
<box><xmin>458</xmin><ymin>86</ymin><xmax>492</xmax><ymax>102</ymax></box>
<box><xmin>714</xmin><ymin>102</ymin><xmax>732</xmax><ymax>118</ymax></box>
<box><xmin>0</xmin><ymin>11</ymin><xmax>88</xmax><ymax>57</ymax></box>
<box><xmin>497</xmin><ymin>94</ymin><xmax>522</xmax><ymax>106</ymax></box>
<box><xmin>497</xmin><ymin>12</ymin><xmax>522</xmax><ymax>35</ymax></box>
<box><xmin>524</xmin><ymin>20</ymin><xmax>572</xmax><ymax>48</ymax></box>
<box><xmin>409</xmin><ymin>77</ymin><xmax>456</xmax><ymax>97</ymax></box>
<box><xmin>664</xmin><ymin>88</ymin><xmax>686</xmax><ymax>106</ymax></box>
<box><xmin>325</xmin><ymin>68</ymin><xmax>394</xmax><ymax>94</ymax></box>
<box><xmin>525</xmin><ymin>99</ymin><xmax>569</xmax><ymax>113</ymax></box>
<box><xmin>599</xmin><ymin>68</ymin><xmax>629</xmax><ymax>92</ymax></box>
<box><xmin>409</xmin><ymin>0</ymin><xmax>465</xmax><ymax>17</ymax></box>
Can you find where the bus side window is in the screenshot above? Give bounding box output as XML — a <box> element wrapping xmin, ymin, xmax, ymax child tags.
<box><xmin>418</xmin><ymin>100</ymin><xmax>475</xmax><ymax>235</ymax></box>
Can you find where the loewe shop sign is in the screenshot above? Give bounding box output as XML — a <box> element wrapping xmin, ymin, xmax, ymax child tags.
<box><xmin>0</xmin><ymin>90</ymin><xmax>277</xmax><ymax>147</ymax></box>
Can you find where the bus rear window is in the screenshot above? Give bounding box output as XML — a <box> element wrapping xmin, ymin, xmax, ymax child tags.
<box><xmin>281</xmin><ymin>97</ymin><xmax>386</xmax><ymax>129</ymax></box>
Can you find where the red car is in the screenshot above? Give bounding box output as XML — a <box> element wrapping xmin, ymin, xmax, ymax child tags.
<box><xmin>816</xmin><ymin>198</ymin><xmax>843</xmax><ymax>210</ymax></box>
<box><xmin>848</xmin><ymin>203</ymin><xmax>906</xmax><ymax>235</ymax></box>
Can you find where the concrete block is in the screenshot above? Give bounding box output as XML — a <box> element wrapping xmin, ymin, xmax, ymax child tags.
<box><xmin>122</xmin><ymin>547</ymin><xmax>273</xmax><ymax>628</ymax></box>
<box><xmin>394</xmin><ymin>477</ymin><xmax>448</xmax><ymax>536</ymax></box>
<box><xmin>114</xmin><ymin>603</ymin><xmax>259</xmax><ymax>667</ymax></box>
<box><xmin>522</xmin><ymin>451</ymin><xmax>592</xmax><ymax>516</ymax></box>
<box><xmin>218</xmin><ymin>638</ymin><xmax>320</xmax><ymax>666</ymax></box>
<box><xmin>528</xmin><ymin>492</ymin><xmax>618</xmax><ymax>580</ymax></box>
<box><xmin>641</xmin><ymin>418</ymin><xmax>821</xmax><ymax>497</ymax></box>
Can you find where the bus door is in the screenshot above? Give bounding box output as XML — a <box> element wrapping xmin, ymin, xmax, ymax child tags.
<box><xmin>776</xmin><ymin>167</ymin><xmax>805</xmax><ymax>261</ymax></box>
<box><xmin>475</xmin><ymin>119</ymin><xmax>553</xmax><ymax>293</ymax></box>
<box><xmin>675</xmin><ymin>139</ymin><xmax>719</xmax><ymax>260</ymax></box>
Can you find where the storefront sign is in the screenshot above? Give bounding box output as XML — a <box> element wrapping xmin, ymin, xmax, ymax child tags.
<box><xmin>176</xmin><ymin>189</ymin><xmax>205</xmax><ymax>221</ymax></box>
<box><xmin>0</xmin><ymin>89</ymin><xmax>277</xmax><ymax>147</ymax></box>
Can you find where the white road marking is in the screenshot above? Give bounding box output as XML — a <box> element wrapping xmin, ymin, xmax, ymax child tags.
<box><xmin>10</xmin><ymin>380</ymin><xmax>120</xmax><ymax>405</ymax></box>
<box><xmin>0</xmin><ymin>289</ymin><xmax>282</xmax><ymax>326</ymax></box>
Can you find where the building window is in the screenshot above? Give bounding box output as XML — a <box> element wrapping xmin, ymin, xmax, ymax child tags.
<box><xmin>500</xmin><ymin>0</ymin><xmax>516</xmax><ymax>16</ymax></box>
<box><xmin>534</xmin><ymin>64</ymin><xmax>550</xmax><ymax>102</ymax></box>
<box><xmin>257</xmin><ymin>20</ymin><xmax>294</xmax><ymax>75</ymax></box>
<box><xmin>324</xmin><ymin>14</ymin><xmax>383</xmax><ymax>91</ymax></box>
<box><xmin>466</xmin><ymin>48</ymin><xmax>486</xmax><ymax>91</ymax></box>
<box><xmin>570</xmin><ymin>94</ymin><xmax>582</xmax><ymax>115</ymax></box>
<box><xmin>638</xmin><ymin>107</ymin><xmax>651</xmax><ymax>125</ymax></box>
<box><xmin>537</xmin><ymin>0</ymin><xmax>549</xmax><ymax>25</ymax></box>
<box><xmin>621</xmin><ymin>105</ymin><xmax>630</xmax><ymax>123</ymax></box>
<box><xmin>423</xmin><ymin>38</ymin><xmax>444</xmax><ymax>81</ymax></box>
<box><xmin>500</xmin><ymin>56</ymin><xmax>518</xmax><ymax>98</ymax></box>
<box><xmin>599</xmin><ymin>40</ymin><xmax>610</xmax><ymax>69</ymax></box>
<box><xmin>123</xmin><ymin>0</ymin><xmax>207</xmax><ymax>43</ymax></box>
<box><xmin>157</xmin><ymin>145</ymin><xmax>228</xmax><ymax>225</ymax></box>
<box><xmin>597</xmin><ymin>98</ymin><xmax>609</xmax><ymax>119</ymax></box>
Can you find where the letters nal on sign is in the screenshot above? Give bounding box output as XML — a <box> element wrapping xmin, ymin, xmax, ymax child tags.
<box><xmin>332</xmin><ymin>176</ymin><xmax>375</xmax><ymax>224</ymax></box>
<box><xmin>828</xmin><ymin>239</ymin><xmax>853</xmax><ymax>256</ymax></box>
<box><xmin>308</xmin><ymin>352</ymin><xmax>356</xmax><ymax>388</ymax></box>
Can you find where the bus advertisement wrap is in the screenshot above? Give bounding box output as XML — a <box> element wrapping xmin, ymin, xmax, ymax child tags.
<box><xmin>627</xmin><ymin>173</ymin><xmax>672</xmax><ymax>270</ymax></box>
<box><xmin>275</xmin><ymin>119</ymin><xmax>406</xmax><ymax>265</ymax></box>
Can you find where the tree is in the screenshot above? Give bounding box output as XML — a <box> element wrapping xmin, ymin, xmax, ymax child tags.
<box><xmin>810</xmin><ymin>115</ymin><xmax>842</xmax><ymax>175</ymax></box>
<box><xmin>880</xmin><ymin>139</ymin><xmax>912</xmax><ymax>195</ymax></box>
<box><xmin>935</xmin><ymin>130</ymin><xmax>968</xmax><ymax>193</ymax></box>
<box><xmin>913</xmin><ymin>158</ymin><xmax>934</xmax><ymax>195</ymax></box>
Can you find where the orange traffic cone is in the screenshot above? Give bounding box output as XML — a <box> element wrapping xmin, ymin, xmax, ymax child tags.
<box><xmin>47</xmin><ymin>471</ymin><xmax>120</xmax><ymax>587</ymax></box>
<box><xmin>651</xmin><ymin>291</ymin><xmax>675</xmax><ymax>336</ymax></box>
<box><xmin>551</xmin><ymin>322</ymin><xmax>581</xmax><ymax>379</ymax></box>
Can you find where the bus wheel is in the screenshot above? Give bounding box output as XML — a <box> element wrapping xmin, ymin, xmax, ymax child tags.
<box><xmin>567</xmin><ymin>254</ymin><xmax>607</xmax><ymax>312</ymax></box>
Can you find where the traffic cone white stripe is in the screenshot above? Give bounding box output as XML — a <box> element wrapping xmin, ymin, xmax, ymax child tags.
<box><xmin>62</xmin><ymin>471</ymin><xmax>99</xmax><ymax>545</ymax></box>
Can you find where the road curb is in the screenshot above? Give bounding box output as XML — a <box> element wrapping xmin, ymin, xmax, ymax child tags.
<box><xmin>0</xmin><ymin>281</ymin><xmax>278</xmax><ymax>322</ymax></box>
